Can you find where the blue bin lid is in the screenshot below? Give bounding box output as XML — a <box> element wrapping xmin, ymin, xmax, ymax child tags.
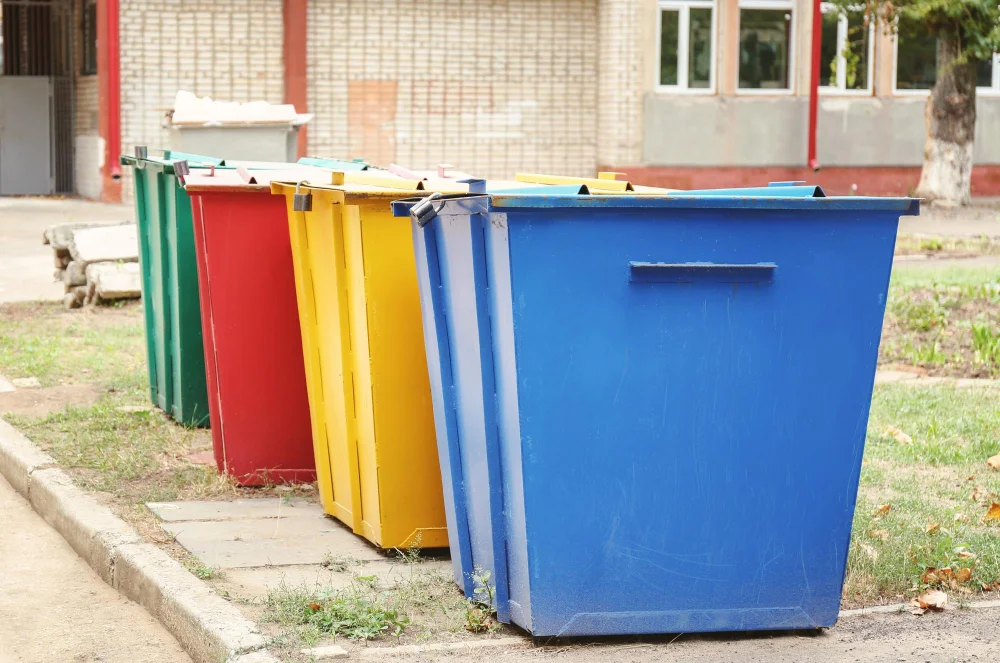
<box><xmin>391</xmin><ymin>184</ymin><xmax>920</xmax><ymax>218</ymax></box>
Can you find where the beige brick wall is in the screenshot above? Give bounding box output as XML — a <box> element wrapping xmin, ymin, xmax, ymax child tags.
<box><xmin>73</xmin><ymin>0</ymin><xmax>102</xmax><ymax>198</ymax></box>
<box><xmin>306</xmin><ymin>0</ymin><xmax>601</xmax><ymax>179</ymax></box>
<box><xmin>597</xmin><ymin>0</ymin><xmax>644</xmax><ymax>167</ymax></box>
<box><xmin>118</xmin><ymin>0</ymin><xmax>285</xmax><ymax>198</ymax></box>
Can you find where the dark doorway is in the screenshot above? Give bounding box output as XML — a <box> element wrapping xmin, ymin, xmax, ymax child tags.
<box><xmin>0</xmin><ymin>0</ymin><xmax>75</xmax><ymax>195</ymax></box>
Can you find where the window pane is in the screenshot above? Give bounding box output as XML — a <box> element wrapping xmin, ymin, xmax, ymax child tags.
<box><xmin>688</xmin><ymin>7</ymin><xmax>713</xmax><ymax>88</ymax></box>
<box><xmin>739</xmin><ymin>9</ymin><xmax>792</xmax><ymax>89</ymax></box>
<box><xmin>845</xmin><ymin>11</ymin><xmax>869</xmax><ymax>89</ymax></box>
<box><xmin>660</xmin><ymin>10</ymin><xmax>679</xmax><ymax>86</ymax></box>
<box><xmin>820</xmin><ymin>11</ymin><xmax>839</xmax><ymax>87</ymax></box>
<box><xmin>896</xmin><ymin>17</ymin><xmax>937</xmax><ymax>90</ymax></box>
<box><xmin>976</xmin><ymin>58</ymin><xmax>993</xmax><ymax>88</ymax></box>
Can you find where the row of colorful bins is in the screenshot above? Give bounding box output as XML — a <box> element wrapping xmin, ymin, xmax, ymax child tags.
<box><xmin>122</xmin><ymin>148</ymin><xmax>920</xmax><ymax>637</ymax></box>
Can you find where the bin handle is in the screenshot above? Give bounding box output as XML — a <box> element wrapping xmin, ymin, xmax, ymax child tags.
<box><xmin>629</xmin><ymin>262</ymin><xmax>777</xmax><ymax>284</ymax></box>
<box><xmin>410</xmin><ymin>192</ymin><xmax>444</xmax><ymax>227</ymax></box>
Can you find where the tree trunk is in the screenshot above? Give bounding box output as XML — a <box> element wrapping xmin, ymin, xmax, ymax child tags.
<box><xmin>915</xmin><ymin>36</ymin><xmax>977</xmax><ymax>205</ymax></box>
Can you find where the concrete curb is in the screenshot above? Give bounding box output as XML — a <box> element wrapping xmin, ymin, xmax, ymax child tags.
<box><xmin>0</xmin><ymin>419</ymin><xmax>275</xmax><ymax>663</ymax></box>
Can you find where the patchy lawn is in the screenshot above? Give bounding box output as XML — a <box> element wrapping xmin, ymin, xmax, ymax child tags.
<box><xmin>879</xmin><ymin>282</ymin><xmax>1000</xmax><ymax>377</ymax></box>
<box><xmin>0</xmin><ymin>301</ymin><xmax>317</xmax><ymax>542</ymax></box>
<box><xmin>845</xmin><ymin>385</ymin><xmax>1000</xmax><ymax>608</ymax></box>
<box><xmin>895</xmin><ymin>234</ymin><xmax>1000</xmax><ymax>258</ymax></box>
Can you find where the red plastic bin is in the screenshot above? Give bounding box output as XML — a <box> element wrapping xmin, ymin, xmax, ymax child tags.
<box><xmin>183</xmin><ymin>166</ymin><xmax>327</xmax><ymax>485</ymax></box>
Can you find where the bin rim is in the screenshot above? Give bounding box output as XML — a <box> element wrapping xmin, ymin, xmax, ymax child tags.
<box><xmin>391</xmin><ymin>191</ymin><xmax>921</xmax><ymax>217</ymax></box>
<box><xmin>269</xmin><ymin>177</ymin><xmax>467</xmax><ymax>200</ymax></box>
<box><xmin>184</xmin><ymin>167</ymin><xmax>343</xmax><ymax>193</ymax></box>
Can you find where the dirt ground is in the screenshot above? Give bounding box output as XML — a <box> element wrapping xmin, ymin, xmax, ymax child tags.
<box><xmin>369</xmin><ymin>606</ymin><xmax>1000</xmax><ymax>663</ymax></box>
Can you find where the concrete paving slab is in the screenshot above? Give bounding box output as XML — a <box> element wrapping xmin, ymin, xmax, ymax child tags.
<box><xmin>0</xmin><ymin>374</ymin><xmax>14</xmax><ymax>394</ymax></box>
<box><xmin>160</xmin><ymin>514</ymin><xmax>384</xmax><ymax>569</ymax></box>
<box><xmin>224</xmin><ymin>559</ymin><xmax>453</xmax><ymax>600</ymax></box>
<box><xmin>147</xmin><ymin>497</ymin><xmax>321</xmax><ymax>522</ymax></box>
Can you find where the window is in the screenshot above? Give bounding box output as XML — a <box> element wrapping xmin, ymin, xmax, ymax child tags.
<box><xmin>894</xmin><ymin>16</ymin><xmax>937</xmax><ymax>91</ymax></box>
<box><xmin>819</xmin><ymin>4</ymin><xmax>872</xmax><ymax>92</ymax></box>
<box><xmin>81</xmin><ymin>0</ymin><xmax>97</xmax><ymax>76</ymax></box>
<box><xmin>896</xmin><ymin>16</ymin><xmax>998</xmax><ymax>94</ymax></box>
<box><xmin>658</xmin><ymin>1</ymin><xmax>716</xmax><ymax>91</ymax></box>
<box><xmin>978</xmin><ymin>54</ymin><xmax>1000</xmax><ymax>93</ymax></box>
<box><xmin>738</xmin><ymin>2</ymin><xmax>794</xmax><ymax>91</ymax></box>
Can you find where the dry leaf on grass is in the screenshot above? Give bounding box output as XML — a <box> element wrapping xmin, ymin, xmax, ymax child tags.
<box><xmin>874</xmin><ymin>504</ymin><xmax>891</xmax><ymax>518</ymax></box>
<box><xmin>886</xmin><ymin>425</ymin><xmax>913</xmax><ymax>444</ymax></box>
<box><xmin>921</xmin><ymin>568</ymin><xmax>939</xmax><ymax>585</ymax></box>
<box><xmin>938</xmin><ymin>567</ymin><xmax>955</xmax><ymax>583</ymax></box>
<box><xmin>860</xmin><ymin>542</ymin><xmax>879</xmax><ymax>562</ymax></box>
<box><xmin>925</xmin><ymin>521</ymin><xmax>940</xmax><ymax>534</ymax></box>
<box><xmin>870</xmin><ymin>529</ymin><xmax>889</xmax><ymax>541</ymax></box>
<box><xmin>911</xmin><ymin>590</ymin><xmax>948</xmax><ymax>614</ymax></box>
<box><xmin>987</xmin><ymin>453</ymin><xmax>1000</xmax><ymax>470</ymax></box>
<box><xmin>954</xmin><ymin>513</ymin><xmax>970</xmax><ymax>523</ymax></box>
<box><xmin>957</xmin><ymin>550</ymin><xmax>977</xmax><ymax>559</ymax></box>
<box><xmin>986</xmin><ymin>503</ymin><xmax>1000</xmax><ymax>522</ymax></box>
<box><xmin>956</xmin><ymin>568</ymin><xmax>973</xmax><ymax>583</ymax></box>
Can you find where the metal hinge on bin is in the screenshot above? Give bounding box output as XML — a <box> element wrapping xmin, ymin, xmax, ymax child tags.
<box><xmin>135</xmin><ymin>146</ymin><xmax>148</xmax><ymax>159</ymax></box>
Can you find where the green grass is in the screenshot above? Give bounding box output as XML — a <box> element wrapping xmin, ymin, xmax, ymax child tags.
<box><xmin>844</xmin><ymin>385</ymin><xmax>1000</xmax><ymax>606</ymax></box>
<box><xmin>0</xmin><ymin>301</ymin><xmax>145</xmax><ymax>387</ymax></box>
<box><xmin>890</xmin><ymin>264</ymin><xmax>1000</xmax><ymax>289</ymax></box>
<box><xmin>264</xmin><ymin>581</ymin><xmax>409</xmax><ymax>643</ymax></box>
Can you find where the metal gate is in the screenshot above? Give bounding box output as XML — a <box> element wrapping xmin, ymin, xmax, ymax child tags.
<box><xmin>0</xmin><ymin>0</ymin><xmax>75</xmax><ymax>194</ymax></box>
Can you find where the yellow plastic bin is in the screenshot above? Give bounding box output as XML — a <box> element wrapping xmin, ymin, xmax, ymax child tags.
<box><xmin>272</xmin><ymin>173</ymin><xmax>467</xmax><ymax>549</ymax></box>
<box><xmin>514</xmin><ymin>171</ymin><xmax>675</xmax><ymax>194</ymax></box>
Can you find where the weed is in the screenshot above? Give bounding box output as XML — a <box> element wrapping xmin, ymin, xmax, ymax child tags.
<box><xmin>355</xmin><ymin>574</ymin><xmax>378</xmax><ymax>588</ymax></box>
<box><xmin>264</xmin><ymin>582</ymin><xmax>408</xmax><ymax>641</ymax></box>
<box><xmin>890</xmin><ymin>295</ymin><xmax>948</xmax><ymax>333</ymax></box>
<box><xmin>184</xmin><ymin>558</ymin><xmax>223</xmax><ymax>580</ymax></box>
<box><xmin>394</xmin><ymin>533</ymin><xmax>424</xmax><ymax>565</ymax></box>
<box><xmin>918</xmin><ymin>238</ymin><xmax>944</xmax><ymax>252</ymax></box>
<box><xmin>463</xmin><ymin>567</ymin><xmax>499</xmax><ymax>633</ymax></box>
<box><xmin>971</xmin><ymin>323</ymin><xmax>1000</xmax><ymax>366</ymax></box>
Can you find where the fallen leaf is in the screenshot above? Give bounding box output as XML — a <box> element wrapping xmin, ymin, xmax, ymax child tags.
<box><xmin>988</xmin><ymin>453</ymin><xmax>1000</xmax><ymax>470</ymax></box>
<box><xmin>968</xmin><ymin>475</ymin><xmax>975</xmax><ymax>481</ymax></box>
<box><xmin>925</xmin><ymin>521</ymin><xmax>940</xmax><ymax>534</ymax></box>
<box><xmin>886</xmin><ymin>425</ymin><xmax>913</xmax><ymax>444</ymax></box>
<box><xmin>938</xmin><ymin>567</ymin><xmax>955</xmax><ymax>583</ymax></box>
<box><xmin>954</xmin><ymin>513</ymin><xmax>970</xmax><ymax>523</ymax></box>
<box><xmin>909</xmin><ymin>605</ymin><xmax>927</xmax><ymax>616</ymax></box>
<box><xmin>986</xmin><ymin>503</ymin><xmax>1000</xmax><ymax>522</ymax></box>
<box><xmin>972</xmin><ymin>487</ymin><xmax>986</xmax><ymax>503</ymax></box>
<box><xmin>915</xmin><ymin>589</ymin><xmax>948</xmax><ymax>610</ymax></box>
<box><xmin>860</xmin><ymin>542</ymin><xmax>879</xmax><ymax>561</ymax></box>
<box><xmin>982</xmin><ymin>582</ymin><xmax>992</xmax><ymax>592</ymax></box>
<box><xmin>957</xmin><ymin>550</ymin><xmax>976</xmax><ymax>559</ymax></box>
<box><xmin>308</xmin><ymin>602</ymin><xmax>321</xmax><ymax>612</ymax></box>
<box><xmin>921</xmin><ymin>568</ymin><xmax>939</xmax><ymax>584</ymax></box>
<box><xmin>874</xmin><ymin>504</ymin><xmax>892</xmax><ymax>518</ymax></box>
<box><xmin>956</xmin><ymin>568</ymin><xmax>972</xmax><ymax>583</ymax></box>
<box><xmin>870</xmin><ymin>529</ymin><xmax>889</xmax><ymax>541</ymax></box>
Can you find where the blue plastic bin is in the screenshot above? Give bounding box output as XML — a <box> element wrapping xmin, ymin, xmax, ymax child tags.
<box><xmin>392</xmin><ymin>186</ymin><xmax>918</xmax><ymax>637</ymax></box>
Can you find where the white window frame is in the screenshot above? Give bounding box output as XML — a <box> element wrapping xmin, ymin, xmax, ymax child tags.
<box><xmin>818</xmin><ymin>3</ymin><xmax>874</xmax><ymax>95</ymax></box>
<box><xmin>656</xmin><ymin>0</ymin><xmax>718</xmax><ymax>94</ymax></box>
<box><xmin>736</xmin><ymin>0</ymin><xmax>796</xmax><ymax>95</ymax></box>
<box><xmin>979</xmin><ymin>53</ymin><xmax>1000</xmax><ymax>97</ymax></box>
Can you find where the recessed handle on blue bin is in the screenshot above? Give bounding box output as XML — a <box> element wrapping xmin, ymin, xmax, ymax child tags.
<box><xmin>629</xmin><ymin>262</ymin><xmax>777</xmax><ymax>284</ymax></box>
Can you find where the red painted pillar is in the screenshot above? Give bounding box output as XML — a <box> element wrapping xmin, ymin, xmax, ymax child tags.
<box><xmin>283</xmin><ymin>0</ymin><xmax>309</xmax><ymax>158</ymax></box>
<box><xmin>807</xmin><ymin>0</ymin><xmax>822</xmax><ymax>171</ymax></box>
<box><xmin>97</xmin><ymin>0</ymin><xmax>122</xmax><ymax>202</ymax></box>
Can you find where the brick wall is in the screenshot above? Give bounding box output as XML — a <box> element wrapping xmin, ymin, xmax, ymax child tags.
<box><xmin>118</xmin><ymin>0</ymin><xmax>285</xmax><ymax>198</ymax></box>
<box><xmin>74</xmin><ymin>0</ymin><xmax>102</xmax><ymax>199</ymax></box>
<box><xmin>306</xmin><ymin>0</ymin><xmax>601</xmax><ymax>179</ymax></box>
<box><xmin>597</xmin><ymin>0</ymin><xmax>644</xmax><ymax>167</ymax></box>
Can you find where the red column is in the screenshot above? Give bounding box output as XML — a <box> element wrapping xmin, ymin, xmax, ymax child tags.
<box><xmin>807</xmin><ymin>0</ymin><xmax>822</xmax><ymax>171</ymax></box>
<box><xmin>97</xmin><ymin>0</ymin><xmax>122</xmax><ymax>202</ymax></box>
<box><xmin>283</xmin><ymin>0</ymin><xmax>309</xmax><ymax>158</ymax></box>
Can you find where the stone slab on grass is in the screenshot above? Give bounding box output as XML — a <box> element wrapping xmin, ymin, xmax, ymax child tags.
<box><xmin>159</xmin><ymin>513</ymin><xmax>383</xmax><ymax>569</ymax></box>
<box><xmin>147</xmin><ymin>498</ymin><xmax>321</xmax><ymax>522</ymax></box>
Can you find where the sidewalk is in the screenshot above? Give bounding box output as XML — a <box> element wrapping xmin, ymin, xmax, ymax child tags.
<box><xmin>0</xmin><ymin>473</ymin><xmax>191</xmax><ymax>663</ymax></box>
<box><xmin>0</xmin><ymin>198</ymin><xmax>132</xmax><ymax>304</ymax></box>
